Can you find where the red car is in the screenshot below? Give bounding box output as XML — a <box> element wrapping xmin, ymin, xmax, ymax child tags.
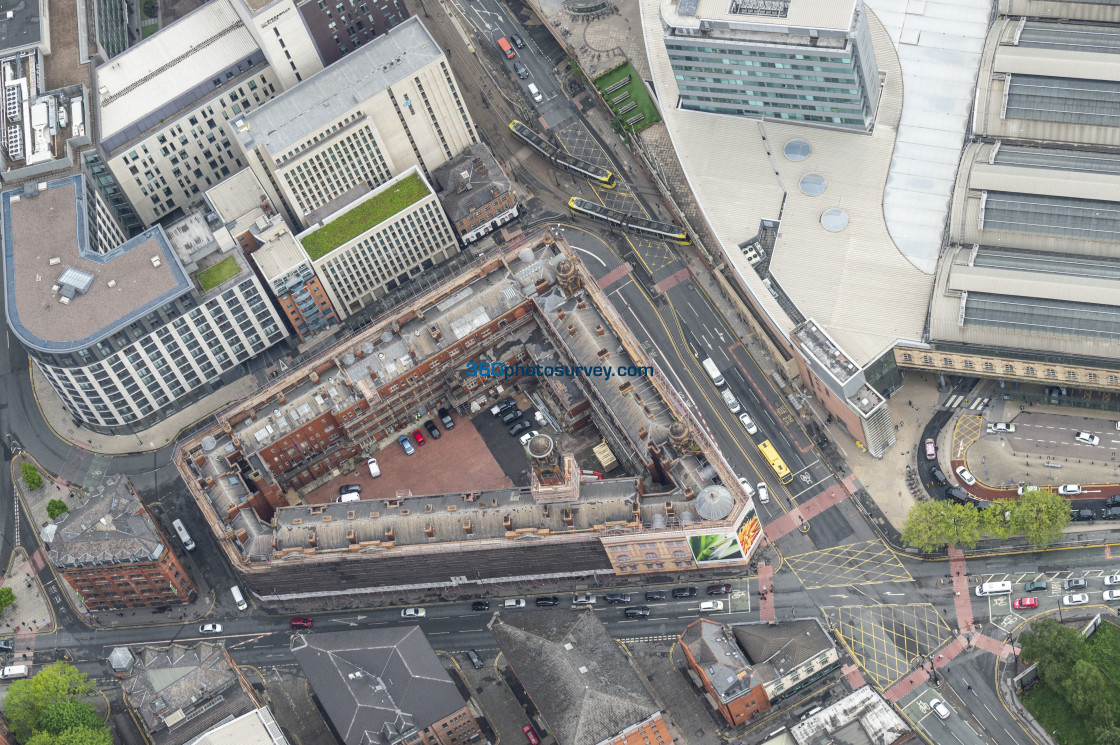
<box><xmin>1013</xmin><ymin>597</ymin><xmax>1038</xmax><ymax>610</ymax></box>
<box><xmin>522</xmin><ymin>726</ymin><xmax>539</xmax><ymax>745</ymax></box>
<box><xmin>290</xmin><ymin>617</ymin><xmax>313</xmax><ymax>629</ymax></box>
<box><xmin>412</xmin><ymin>429</ymin><xmax>426</xmax><ymax>446</ymax></box>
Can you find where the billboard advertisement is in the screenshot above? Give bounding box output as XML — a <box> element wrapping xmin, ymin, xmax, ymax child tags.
<box><xmin>687</xmin><ymin>504</ymin><xmax>761</xmax><ymax>566</ymax></box>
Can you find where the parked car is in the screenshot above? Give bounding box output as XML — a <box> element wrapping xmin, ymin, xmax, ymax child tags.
<box><xmin>991</xmin><ymin>422</ymin><xmax>1015</xmax><ymax>433</ymax></box>
<box><xmin>367</xmin><ymin>458</ymin><xmax>381</xmax><ymax>478</ymax></box>
<box><xmin>511</xmin><ymin>33</ymin><xmax>525</xmax><ymax>48</ymax></box>
<box><xmin>412</xmin><ymin>429</ymin><xmax>426</xmax><ymax>446</ymax></box>
<box><xmin>1062</xmin><ymin>593</ymin><xmax>1089</xmax><ymax>606</ymax></box>
<box><xmin>698</xmin><ymin>600</ymin><xmax>724</xmax><ymax>612</ymax></box>
<box><xmin>438</xmin><ymin>407</ymin><xmax>455</xmax><ymax>429</ymax></box>
<box><xmin>1058</xmin><ymin>484</ymin><xmax>1082</xmax><ymax>496</ymax></box>
<box><xmin>472</xmin><ymin>601</ymin><xmax>490</xmax><ymax>611</ymax></box>
<box><xmin>573</xmin><ymin>594</ymin><xmax>597</xmax><ymax>606</ymax></box>
<box><xmin>757</xmin><ymin>482</ymin><xmax>769</xmax><ymax>504</ymax></box>
<box><xmin>739</xmin><ymin>413</ymin><xmax>758</xmax><ymax>435</ymax></box>
<box><xmin>930</xmin><ymin>699</ymin><xmax>951</xmax><ymax>720</ymax></box>
<box><xmin>1106</xmin><ymin>495</ymin><xmax>1120</xmax><ymax>509</ymax></box>
<box><xmin>1105</xmin><ymin>575</ymin><xmax>1120</xmax><ymax>587</ymax></box>
<box><xmin>501</xmin><ymin>409</ymin><xmax>523</xmax><ymax>425</ymax></box>
<box><xmin>504</xmin><ymin>599</ymin><xmax>527</xmax><ymax>609</ymax></box>
<box><xmin>924</xmin><ymin>439</ymin><xmax>936</xmax><ymax>460</ymax></box>
<box><xmin>398</xmin><ymin>434</ymin><xmax>415</xmax><ymax>455</ymax></box>
<box><xmin>706</xmin><ymin>583</ymin><xmax>732</xmax><ymax>596</ymax></box>
<box><xmin>535</xmin><ymin>596</ymin><xmax>560</xmax><ymax>607</ymax></box>
<box><xmin>467</xmin><ymin>650</ymin><xmax>484</xmax><ymax>669</ymax></box>
<box><xmin>491</xmin><ymin>398</ymin><xmax>516</xmax><ymax>416</ymax></box>
<box><xmin>672</xmin><ymin>587</ymin><xmax>697</xmax><ymax>599</ymax></box>
<box><xmin>1024</xmin><ymin>581</ymin><xmax>1049</xmax><ymax>592</ymax></box>
<box><xmin>513</xmin><ymin>61</ymin><xmax>529</xmax><ymax>79</ymax></box>
<box><xmin>401</xmin><ymin>607</ymin><xmax>426</xmax><ymax>618</ymax></box>
<box><xmin>955</xmin><ymin>465</ymin><xmax>976</xmax><ymax>486</ymax></box>
<box><xmin>1104</xmin><ymin>590</ymin><xmax>1120</xmax><ymax>602</ymax></box>
<box><xmin>1013</xmin><ymin>597</ymin><xmax>1038</xmax><ymax>610</ymax></box>
<box><xmin>624</xmin><ymin>606</ymin><xmax>651</xmax><ymax>618</ymax></box>
<box><xmin>944</xmin><ymin>486</ymin><xmax>970</xmax><ymax>503</ymax></box>
<box><xmin>424</xmin><ymin>420</ymin><xmax>441</xmax><ymax>439</ymax></box>
<box><xmin>290</xmin><ymin>617</ymin><xmax>313</xmax><ymax>629</ymax></box>
<box><xmin>1075</xmin><ymin>432</ymin><xmax>1100</xmax><ymax>446</ymax></box>
<box><xmin>1017</xmin><ymin>484</ymin><xmax>1038</xmax><ymax>496</ymax></box>
<box><xmin>645</xmin><ymin>590</ymin><xmax>666</xmax><ymax>602</ymax></box>
<box><xmin>0</xmin><ymin>640</ymin><xmax>13</xmax><ymax>653</ymax></box>
<box><xmin>1063</xmin><ymin>578</ymin><xmax>1087</xmax><ymax>591</ymax></box>
<box><xmin>1071</xmin><ymin>508</ymin><xmax>1097</xmax><ymax>522</ymax></box>
<box><xmin>509</xmin><ymin>420</ymin><xmax>533</xmax><ymax>436</ymax></box>
<box><xmin>519</xmin><ymin>430</ymin><xmax>539</xmax><ymax>446</ymax></box>
<box><xmin>199</xmin><ymin>624</ymin><xmax>223</xmax><ymax>634</ymax></box>
<box><xmin>930</xmin><ymin>467</ymin><xmax>948</xmax><ymax>486</ymax></box>
<box><xmin>604</xmin><ymin>593</ymin><xmax>631</xmax><ymax>604</ymax></box>
<box><xmin>1102</xmin><ymin>506</ymin><xmax>1120</xmax><ymax>520</ymax></box>
<box><xmin>523</xmin><ymin>726</ymin><xmax>540</xmax><ymax>745</ymax></box>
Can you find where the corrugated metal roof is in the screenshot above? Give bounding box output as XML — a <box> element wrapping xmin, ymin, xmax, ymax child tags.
<box><xmin>252</xmin><ymin>229</ymin><xmax>308</xmax><ymax>281</ymax></box>
<box><xmin>205</xmin><ymin>168</ymin><xmax>272</xmax><ymax>223</ymax></box>
<box><xmin>645</xmin><ymin>0</ymin><xmax>931</xmax><ymax>365</ymax></box>
<box><xmin>994</xmin><ymin>45</ymin><xmax>1120</xmax><ymax>82</ymax></box>
<box><xmin>948</xmin><ymin>264</ymin><xmax>1120</xmax><ymax>306</ymax></box>
<box><xmin>969</xmin><ymin>163</ymin><xmax>1120</xmax><ymax>202</ymax></box>
<box><xmin>96</xmin><ymin>0</ymin><xmax>256</xmax><ymax>139</ymax></box>
<box><xmin>661</xmin><ymin>0</ymin><xmax>857</xmax><ymax>32</ymax></box>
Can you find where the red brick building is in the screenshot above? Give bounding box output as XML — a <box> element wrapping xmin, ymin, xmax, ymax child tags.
<box><xmin>46</xmin><ymin>475</ymin><xmax>195</xmax><ymax>611</ymax></box>
<box><xmin>431</xmin><ymin>144</ymin><xmax>520</xmax><ymax>244</ymax></box>
<box><xmin>679</xmin><ymin>619</ymin><xmax>770</xmax><ymax>725</ymax></box>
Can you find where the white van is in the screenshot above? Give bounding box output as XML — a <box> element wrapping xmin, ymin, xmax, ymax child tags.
<box><xmin>528</xmin><ymin>83</ymin><xmax>542</xmax><ymax>102</ymax></box>
<box><xmin>503</xmin><ymin>598</ymin><xmax>526</xmax><ymax>609</ymax></box>
<box><xmin>172</xmin><ymin>519</ymin><xmax>196</xmax><ymax>551</ymax></box>
<box><xmin>975</xmin><ymin>581</ymin><xmax>1013</xmax><ymax>597</ymax></box>
<box><xmin>1</xmin><ymin>665</ymin><xmax>28</xmax><ymax>680</ymax></box>
<box><xmin>231</xmin><ymin>586</ymin><xmax>248</xmax><ymax>611</ymax></box>
<box><xmin>336</xmin><ymin>493</ymin><xmax>361</xmax><ymax>503</ymax></box>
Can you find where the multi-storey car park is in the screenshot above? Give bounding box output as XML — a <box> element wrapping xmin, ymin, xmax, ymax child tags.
<box><xmin>1</xmin><ymin>174</ymin><xmax>288</xmax><ymax>433</ymax></box>
<box><xmin>175</xmin><ymin>232</ymin><xmax>763</xmax><ymax>606</ymax></box>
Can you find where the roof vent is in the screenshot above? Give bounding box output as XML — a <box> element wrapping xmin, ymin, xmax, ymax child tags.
<box><xmin>563</xmin><ymin>643</ymin><xmax>574</xmax><ymax>650</ymax></box>
<box><xmin>107</xmin><ymin>279</ymin><xmax>116</xmax><ymax>288</ymax></box>
<box><xmin>58</xmin><ymin>296</ymin><xmax>70</xmax><ymax>305</ymax></box>
<box><xmin>50</xmin><ymin>285</ymin><xmax>59</xmax><ymax>295</ymax></box>
<box><xmin>48</xmin><ymin>257</ymin><xmax>61</xmax><ymax>266</ymax></box>
<box><xmin>151</xmin><ymin>256</ymin><xmax>162</xmax><ymax>267</ymax></box>
<box><xmin>578</xmin><ymin>666</ymin><xmax>589</xmax><ymax>674</ymax></box>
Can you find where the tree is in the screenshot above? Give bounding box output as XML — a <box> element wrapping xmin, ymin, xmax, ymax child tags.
<box><xmin>1095</xmin><ymin>724</ymin><xmax>1120</xmax><ymax>745</ymax></box>
<box><xmin>20</xmin><ymin>462</ymin><xmax>41</xmax><ymax>490</ymax></box>
<box><xmin>1063</xmin><ymin>660</ymin><xmax>1117</xmax><ymax>722</ymax></box>
<box><xmin>26</xmin><ymin>727</ymin><xmax>112</xmax><ymax>745</ymax></box>
<box><xmin>0</xmin><ymin>587</ymin><xmax>16</xmax><ymax>612</ymax></box>
<box><xmin>946</xmin><ymin>502</ymin><xmax>982</xmax><ymax>548</ymax></box>
<box><xmin>1010</xmin><ymin>489</ymin><xmax>1071</xmax><ymax>548</ymax></box>
<box><xmin>1018</xmin><ymin>618</ymin><xmax>1086</xmax><ymax>686</ymax></box>
<box><xmin>979</xmin><ymin>503</ymin><xmax>1015</xmax><ymax>539</ymax></box>
<box><xmin>45</xmin><ymin>500</ymin><xmax>68</xmax><ymax>520</ymax></box>
<box><xmin>37</xmin><ymin>701</ymin><xmax>102</xmax><ymax>736</ymax></box>
<box><xmin>3</xmin><ymin>662</ymin><xmax>95</xmax><ymax>743</ymax></box>
<box><xmin>901</xmin><ymin>501</ymin><xmax>956</xmax><ymax>552</ymax></box>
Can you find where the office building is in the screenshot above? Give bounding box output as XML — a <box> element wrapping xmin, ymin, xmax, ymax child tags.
<box><xmin>2</xmin><ymin>174</ymin><xmax>288</xmax><ymax>433</ymax></box>
<box><xmin>121</xmin><ymin>642</ymin><xmax>259</xmax><ymax>745</ymax></box>
<box><xmin>93</xmin><ymin>0</ymin><xmax>322</xmax><ymax>226</ymax></box>
<box><xmin>492</xmin><ymin>610</ymin><xmax>672</xmax><ymax>745</ymax></box>
<box><xmin>233</xmin><ymin>17</ymin><xmax>478</xmax><ymax>228</ymax></box>
<box><xmin>431</xmin><ymin>143</ymin><xmax>519</xmax><ymax>244</ymax></box>
<box><xmin>92</xmin><ymin>0</ymin><xmax>128</xmax><ymax>59</ymax></box>
<box><xmin>789</xmin><ymin>686</ymin><xmax>916</xmax><ymax>745</ymax></box>
<box><xmin>298</xmin><ymin>167</ymin><xmax>457</xmax><ymax>318</ymax></box>
<box><xmin>252</xmin><ymin>214</ymin><xmax>340</xmax><ymax>340</ymax></box>
<box><xmin>0</xmin><ymin>0</ymin><xmax>50</xmax><ymax>58</ymax></box>
<box><xmin>44</xmin><ymin>475</ymin><xmax>196</xmax><ymax>611</ymax></box>
<box><xmin>661</xmin><ymin>0</ymin><xmax>880</xmax><ymax>130</ymax></box>
<box><xmin>292</xmin><ymin>628</ymin><xmax>481</xmax><ymax>745</ymax></box>
<box><xmin>286</xmin><ymin>0</ymin><xmax>410</xmax><ymax>66</ymax></box>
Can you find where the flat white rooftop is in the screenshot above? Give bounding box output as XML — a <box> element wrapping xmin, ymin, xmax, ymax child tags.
<box><xmin>661</xmin><ymin>0</ymin><xmax>857</xmax><ymax>33</ymax></box>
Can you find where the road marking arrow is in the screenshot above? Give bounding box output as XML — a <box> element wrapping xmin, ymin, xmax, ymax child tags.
<box><xmin>829</xmin><ymin>594</ymin><xmax>849</xmax><ymax>599</ymax></box>
<box><xmin>884</xmin><ymin>592</ymin><xmax>904</xmax><ymax>596</ymax></box>
<box><xmin>330</xmin><ymin>616</ymin><xmax>368</xmax><ymax>626</ymax></box>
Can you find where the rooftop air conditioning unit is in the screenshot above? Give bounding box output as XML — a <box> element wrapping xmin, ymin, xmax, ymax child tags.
<box><xmin>48</xmin><ymin>257</ymin><xmax>60</xmax><ymax>265</ymax></box>
<box><xmin>151</xmin><ymin>256</ymin><xmax>162</xmax><ymax>267</ymax></box>
<box><xmin>58</xmin><ymin>296</ymin><xmax>70</xmax><ymax>305</ymax></box>
<box><xmin>107</xmin><ymin>279</ymin><xmax>116</xmax><ymax>288</ymax></box>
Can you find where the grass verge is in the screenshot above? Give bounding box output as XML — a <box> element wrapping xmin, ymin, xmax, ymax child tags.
<box><xmin>593</xmin><ymin>61</ymin><xmax>660</xmax><ymax>133</ymax></box>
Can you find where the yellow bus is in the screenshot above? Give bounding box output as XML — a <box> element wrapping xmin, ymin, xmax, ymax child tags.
<box><xmin>757</xmin><ymin>440</ymin><xmax>793</xmax><ymax>484</ymax></box>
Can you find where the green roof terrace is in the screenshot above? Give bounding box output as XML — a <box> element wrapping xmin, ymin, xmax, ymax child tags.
<box><xmin>301</xmin><ymin>172</ymin><xmax>432</xmax><ymax>261</ymax></box>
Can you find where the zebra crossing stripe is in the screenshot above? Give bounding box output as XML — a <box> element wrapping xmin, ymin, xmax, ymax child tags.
<box><xmin>945</xmin><ymin>395</ymin><xmax>964</xmax><ymax>408</ymax></box>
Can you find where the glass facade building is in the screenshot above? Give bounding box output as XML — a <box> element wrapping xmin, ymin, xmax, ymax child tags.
<box><xmin>662</xmin><ymin>1</ymin><xmax>881</xmax><ymax>130</ymax></box>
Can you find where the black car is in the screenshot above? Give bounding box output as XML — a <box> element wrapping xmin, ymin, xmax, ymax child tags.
<box><xmin>623</xmin><ymin>606</ymin><xmax>651</xmax><ymax>618</ymax></box>
<box><xmin>424</xmin><ymin>420</ymin><xmax>442</xmax><ymax>439</ymax></box>
<box><xmin>535</xmin><ymin>596</ymin><xmax>560</xmax><ymax>607</ymax></box>
<box><xmin>706</xmin><ymin>583</ymin><xmax>732</xmax><ymax>596</ymax></box>
<box><xmin>1107</xmin><ymin>495</ymin><xmax>1120</xmax><ymax>509</ymax></box>
<box><xmin>1024</xmin><ymin>581</ymin><xmax>1049</xmax><ymax>592</ymax></box>
<box><xmin>1071</xmin><ymin>508</ymin><xmax>1097</xmax><ymax>522</ymax></box>
<box><xmin>501</xmin><ymin>409</ymin><xmax>523</xmax><ymax>424</ymax></box>
<box><xmin>645</xmin><ymin>590</ymin><xmax>666</xmax><ymax>602</ymax></box>
<box><xmin>493</xmin><ymin>398</ymin><xmax>516</xmax><ymax>415</ymax></box>
<box><xmin>1103</xmin><ymin>506</ymin><xmax>1120</xmax><ymax>520</ymax></box>
<box><xmin>0</xmin><ymin>640</ymin><xmax>13</xmax><ymax>653</ymax></box>
<box><xmin>672</xmin><ymin>586</ymin><xmax>697</xmax><ymax>599</ymax></box>
<box><xmin>1063</xmin><ymin>578</ymin><xmax>1087</xmax><ymax>591</ymax></box>
<box><xmin>511</xmin><ymin>33</ymin><xmax>525</xmax><ymax>48</ymax></box>
<box><xmin>944</xmin><ymin>486</ymin><xmax>970</xmax><ymax>503</ymax></box>
<box><xmin>930</xmin><ymin>467</ymin><xmax>948</xmax><ymax>486</ymax></box>
<box><xmin>467</xmin><ymin>650</ymin><xmax>484</xmax><ymax>669</ymax></box>
<box><xmin>438</xmin><ymin>407</ymin><xmax>455</xmax><ymax>430</ymax></box>
<box><xmin>472</xmin><ymin>601</ymin><xmax>490</xmax><ymax>611</ymax></box>
<box><xmin>604</xmin><ymin>593</ymin><xmax>631</xmax><ymax>604</ymax></box>
<box><xmin>510</xmin><ymin>420</ymin><xmax>533</xmax><ymax>436</ymax></box>
<box><xmin>514</xmin><ymin>61</ymin><xmax>529</xmax><ymax>79</ymax></box>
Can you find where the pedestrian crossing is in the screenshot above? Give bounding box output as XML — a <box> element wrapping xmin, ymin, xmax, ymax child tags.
<box><xmin>944</xmin><ymin>395</ymin><xmax>989</xmax><ymax>411</ymax></box>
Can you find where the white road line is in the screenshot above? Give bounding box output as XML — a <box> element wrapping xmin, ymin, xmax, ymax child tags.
<box><xmin>573</xmin><ymin>245</ymin><xmax>606</xmax><ymax>266</ymax></box>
